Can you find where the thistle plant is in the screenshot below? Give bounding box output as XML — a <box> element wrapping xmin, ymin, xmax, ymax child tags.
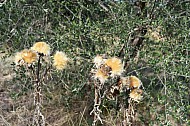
<box><xmin>119</xmin><ymin>76</ymin><xmax>143</xmax><ymax>126</ymax></box>
<box><xmin>90</xmin><ymin>55</ymin><xmax>144</xmax><ymax>126</ymax></box>
<box><xmin>14</xmin><ymin>42</ymin><xmax>69</xmax><ymax>126</ymax></box>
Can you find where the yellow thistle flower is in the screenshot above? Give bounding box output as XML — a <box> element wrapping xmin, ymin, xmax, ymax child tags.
<box><xmin>21</xmin><ymin>49</ymin><xmax>37</xmax><ymax>64</ymax></box>
<box><xmin>128</xmin><ymin>76</ymin><xmax>142</xmax><ymax>89</ymax></box>
<box><xmin>94</xmin><ymin>68</ymin><xmax>109</xmax><ymax>83</ymax></box>
<box><xmin>105</xmin><ymin>57</ymin><xmax>123</xmax><ymax>77</ymax></box>
<box><xmin>120</xmin><ymin>76</ymin><xmax>142</xmax><ymax>89</ymax></box>
<box><xmin>129</xmin><ymin>89</ymin><xmax>143</xmax><ymax>102</ymax></box>
<box><xmin>31</xmin><ymin>42</ymin><xmax>50</xmax><ymax>55</ymax></box>
<box><xmin>53</xmin><ymin>51</ymin><xmax>69</xmax><ymax>70</ymax></box>
<box><xmin>15</xmin><ymin>52</ymin><xmax>25</xmax><ymax>66</ymax></box>
<box><xmin>120</xmin><ymin>76</ymin><xmax>142</xmax><ymax>90</ymax></box>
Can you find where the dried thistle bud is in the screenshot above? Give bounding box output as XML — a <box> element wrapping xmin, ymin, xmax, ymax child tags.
<box><xmin>94</xmin><ymin>68</ymin><xmax>109</xmax><ymax>83</ymax></box>
<box><xmin>105</xmin><ymin>57</ymin><xmax>123</xmax><ymax>77</ymax></box>
<box><xmin>15</xmin><ymin>49</ymin><xmax>37</xmax><ymax>65</ymax></box>
<box><xmin>53</xmin><ymin>51</ymin><xmax>69</xmax><ymax>70</ymax></box>
<box><xmin>14</xmin><ymin>52</ymin><xmax>24</xmax><ymax>66</ymax></box>
<box><xmin>21</xmin><ymin>49</ymin><xmax>37</xmax><ymax>64</ymax></box>
<box><xmin>128</xmin><ymin>76</ymin><xmax>142</xmax><ymax>89</ymax></box>
<box><xmin>129</xmin><ymin>89</ymin><xmax>143</xmax><ymax>102</ymax></box>
<box><xmin>120</xmin><ymin>76</ymin><xmax>142</xmax><ymax>89</ymax></box>
<box><xmin>31</xmin><ymin>42</ymin><xmax>50</xmax><ymax>56</ymax></box>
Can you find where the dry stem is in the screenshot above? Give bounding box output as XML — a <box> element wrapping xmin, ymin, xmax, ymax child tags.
<box><xmin>90</xmin><ymin>80</ymin><xmax>104</xmax><ymax>126</ymax></box>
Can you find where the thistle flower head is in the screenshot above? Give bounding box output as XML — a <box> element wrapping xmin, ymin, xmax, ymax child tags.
<box><xmin>94</xmin><ymin>68</ymin><xmax>109</xmax><ymax>83</ymax></box>
<box><xmin>93</xmin><ymin>55</ymin><xmax>104</xmax><ymax>68</ymax></box>
<box><xmin>119</xmin><ymin>77</ymin><xmax>129</xmax><ymax>89</ymax></box>
<box><xmin>31</xmin><ymin>42</ymin><xmax>50</xmax><ymax>55</ymax></box>
<box><xmin>128</xmin><ymin>76</ymin><xmax>142</xmax><ymax>89</ymax></box>
<box><xmin>14</xmin><ymin>52</ymin><xmax>24</xmax><ymax>66</ymax></box>
<box><xmin>53</xmin><ymin>51</ymin><xmax>69</xmax><ymax>70</ymax></box>
<box><xmin>21</xmin><ymin>49</ymin><xmax>37</xmax><ymax>64</ymax></box>
<box><xmin>105</xmin><ymin>57</ymin><xmax>123</xmax><ymax>77</ymax></box>
<box><xmin>129</xmin><ymin>89</ymin><xmax>143</xmax><ymax>102</ymax></box>
<box><xmin>120</xmin><ymin>76</ymin><xmax>142</xmax><ymax>89</ymax></box>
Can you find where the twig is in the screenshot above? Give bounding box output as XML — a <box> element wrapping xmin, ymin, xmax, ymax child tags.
<box><xmin>90</xmin><ymin>80</ymin><xmax>104</xmax><ymax>126</ymax></box>
<box><xmin>0</xmin><ymin>114</ymin><xmax>11</xmax><ymax>126</ymax></box>
<box><xmin>79</xmin><ymin>106</ymin><xmax>87</xmax><ymax>126</ymax></box>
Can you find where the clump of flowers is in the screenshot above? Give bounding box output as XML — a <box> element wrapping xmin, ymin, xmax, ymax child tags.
<box><xmin>90</xmin><ymin>54</ymin><xmax>144</xmax><ymax>126</ymax></box>
<box><xmin>93</xmin><ymin>55</ymin><xmax>123</xmax><ymax>83</ymax></box>
<box><xmin>118</xmin><ymin>76</ymin><xmax>143</xmax><ymax>102</ymax></box>
<box><xmin>91</xmin><ymin>55</ymin><xmax>125</xmax><ymax>125</ymax></box>
<box><xmin>14</xmin><ymin>42</ymin><xmax>69</xmax><ymax>126</ymax></box>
